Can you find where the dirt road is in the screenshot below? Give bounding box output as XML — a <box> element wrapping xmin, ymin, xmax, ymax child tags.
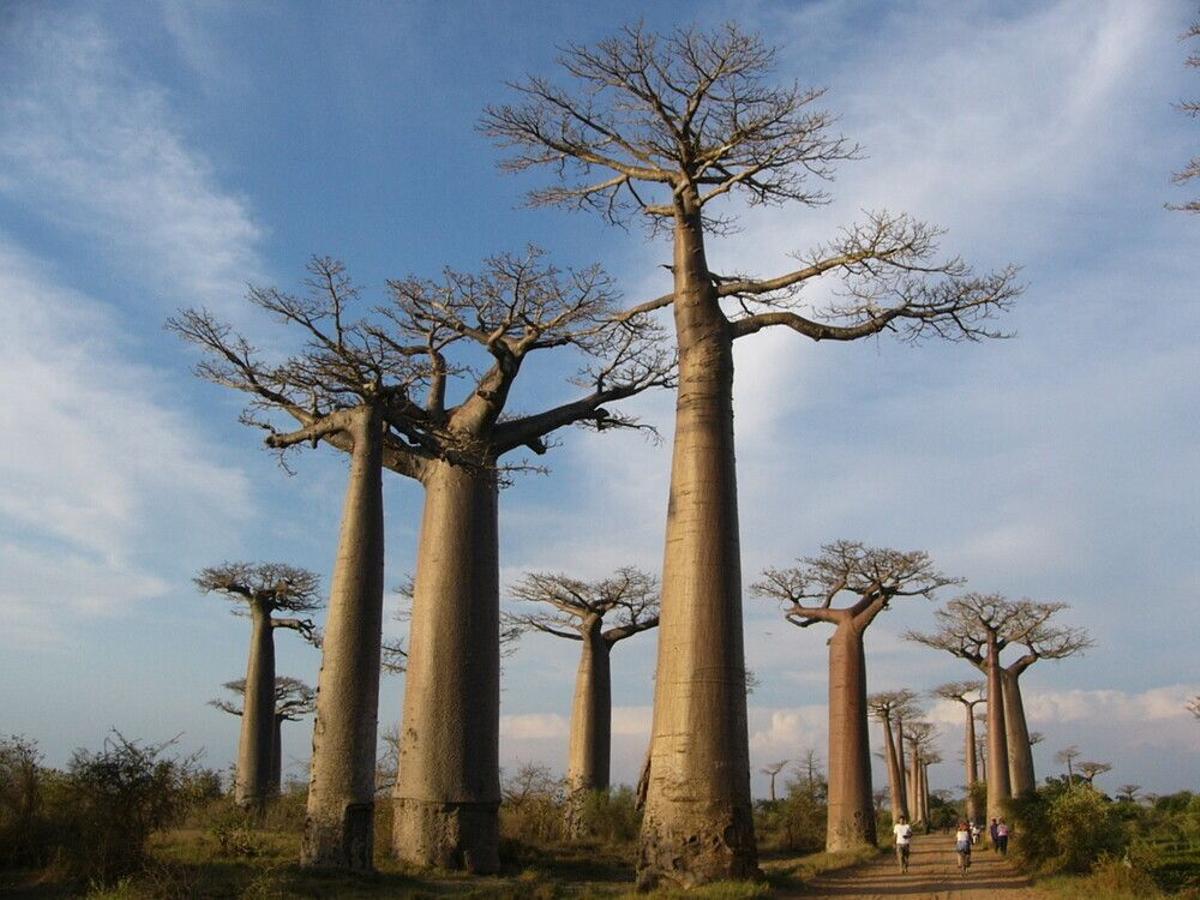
<box><xmin>788</xmin><ymin>834</ymin><xmax>1041</xmax><ymax>899</ymax></box>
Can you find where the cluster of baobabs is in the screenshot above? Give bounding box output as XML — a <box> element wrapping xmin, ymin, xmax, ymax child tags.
<box><xmin>169</xmin><ymin>22</ymin><xmax>1027</xmax><ymax>889</ymax></box>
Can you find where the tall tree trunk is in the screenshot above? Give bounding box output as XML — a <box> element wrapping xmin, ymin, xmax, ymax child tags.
<box><xmin>825</xmin><ymin>623</ymin><xmax>876</xmax><ymax>850</ymax></box>
<box><xmin>964</xmin><ymin>706</ymin><xmax>979</xmax><ymax>822</ymax></box>
<box><xmin>985</xmin><ymin>633</ymin><xmax>1011</xmax><ymax>821</ymax></box>
<box><xmin>638</xmin><ymin>201</ymin><xmax>757</xmax><ymax>889</ymax></box>
<box><xmin>270</xmin><ymin>715</ymin><xmax>283</xmax><ymax>798</ymax></box>
<box><xmin>881</xmin><ymin>716</ymin><xmax>906</xmax><ymax>822</ymax></box>
<box><xmin>565</xmin><ymin>620</ymin><xmax>612</xmax><ymax>837</ymax></box>
<box><xmin>907</xmin><ymin>749</ymin><xmax>920</xmax><ymax>822</ymax></box>
<box><xmin>919</xmin><ymin>762</ymin><xmax>930</xmax><ymax>824</ymax></box>
<box><xmin>895</xmin><ymin>715</ymin><xmax>909</xmax><ymax>820</ymax></box>
<box><xmin>236</xmin><ymin>605</ymin><xmax>275</xmax><ymax>813</ymax></box>
<box><xmin>392</xmin><ymin>460</ymin><xmax>500</xmax><ymax>873</ymax></box>
<box><xmin>301</xmin><ymin>406</ymin><xmax>385</xmax><ymax>870</ymax></box>
<box><xmin>1002</xmin><ymin>669</ymin><xmax>1036</xmax><ymax>796</ymax></box>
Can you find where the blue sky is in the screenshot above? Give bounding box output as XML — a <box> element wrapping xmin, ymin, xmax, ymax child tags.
<box><xmin>1</xmin><ymin>0</ymin><xmax>1197</xmax><ymax>800</ymax></box>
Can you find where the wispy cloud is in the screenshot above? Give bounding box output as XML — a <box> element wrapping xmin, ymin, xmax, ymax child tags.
<box><xmin>0</xmin><ymin>9</ymin><xmax>267</xmax><ymax>313</ymax></box>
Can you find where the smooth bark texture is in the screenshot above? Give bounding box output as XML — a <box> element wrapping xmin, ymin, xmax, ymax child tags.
<box><xmin>565</xmin><ymin>621</ymin><xmax>612</xmax><ymax>832</ymax></box>
<box><xmin>302</xmin><ymin>407</ymin><xmax>385</xmax><ymax>871</ymax></box>
<box><xmin>985</xmin><ymin>632</ymin><xmax>1011</xmax><ymax>822</ymax></box>
<box><xmin>895</xmin><ymin>714</ymin><xmax>909</xmax><ymax>819</ymax></box>
<box><xmin>639</xmin><ymin>204</ymin><xmax>757</xmax><ymax>889</ymax></box>
<box><xmin>392</xmin><ymin>460</ymin><xmax>500</xmax><ymax>873</ymax></box>
<box><xmin>236</xmin><ymin>608</ymin><xmax>276</xmax><ymax>812</ymax></box>
<box><xmin>881</xmin><ymin>716</ymin><xmax>906</xmax><ymax>822</ymax></box>
<box><xmin>1001</xmin><ymin>668</ymin><xmax>1036</xmax><ymax>797</ymax></box>
<box><xmin>270</xmin><ymin>715</ymin><xmax>283</xmax><ymax>796</ymax></box>
<box><xmin>965</xmin><ymin>708</ymin><xmax>980</xmax><ymax>821</ymax></box>
<box><xmin>825</xmin><ymin>624</ymin><xmax>875</xmax><ymax>849</ymax></box>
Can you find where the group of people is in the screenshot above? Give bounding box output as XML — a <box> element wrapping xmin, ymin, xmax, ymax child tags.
<box><xmin>892</xmin><ymin>815</ymin><xmax>1010</xmax><ymax>874</ymax></box>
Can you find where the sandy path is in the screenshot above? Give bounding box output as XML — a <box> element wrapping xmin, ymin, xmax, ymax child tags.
<box><xmin>785</xmin><ymin>834</ymin><xmax>1041</xmax><ymax>899</ymax></box>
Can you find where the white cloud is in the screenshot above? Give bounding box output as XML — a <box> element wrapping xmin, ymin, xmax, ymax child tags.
<box><xmin>0</xmin><ymin>10</ymin><xmax>267</xmax><ymax>313</ymax></box>
<box><xmin>1026</xmin><ymin>685</ymin><xmax>1200</xmax><ymax>725</ymax></box>
<box><xmin>500</xmin><ymin>713</ymin><xmax>569</xmax><ymax>740</ymax></box>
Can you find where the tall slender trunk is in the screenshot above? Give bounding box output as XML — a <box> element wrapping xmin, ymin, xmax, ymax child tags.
<box><xmin>565</xmin><ymin>620</ymin><xmax>612</xmax><ymax>836</ymax></box>
<box><xmin>825</xmin><ymin>623</ymin><xmax>875</xmax><ymax>849</ymax></box>
<box><xmin>895</xmin><ymin>715</ymin><xmax>909</xmax><ymax>819</ymax></box>
<box><xmin>964</xmin><ymin>706</ymin><xmax>979</xmax><ymax>822</ymax></box>
<box><xmin>985</xmin><ymin>633</ymin><xmax>1011</xmax><ymax>821</ymax></box>
<box><xmin>881</xmin><ymin>716</ymin><xmax>905</xmax><ymax>822</ymax></box>
<box><xmin>907</xmin><ymin>748</ymin><xmax>919</xmax><ymax>822</ymax></box>
<box><xmin>392</xmin><ymin>460</ymin><xmax>500</xmax><ymax>873</ymax></box>
<box><xmin>301</xmin><ymin>406</ymin><xmax>385</xmax><ymax>870</ymax></box>
<box><xmin>236</xmin><ymin>606</ymin><xmax>275</xmax><ymax>813</ymax></box>
<box><xmin>919</xmin><ymin>762</ymin><xmax>930</xmax><ymax>823</ymax></box>
<box><xmin>270</xmin><ymin>715</ymin><xmax>283</xmax><ymax>797</ymax></box>
<box><xmin>1001</xmin><ymin>669</ymin><xmax>1036</xmax><ymax>796</ymax></box>
<box><xmin>638</xmin><ymin>201</ymin><xmax>757</xmax><ymax>889</ymax></box>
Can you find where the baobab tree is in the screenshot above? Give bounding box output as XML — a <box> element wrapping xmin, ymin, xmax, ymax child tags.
<box><xmin>172</xmin><ymin>250</ymin><xmax>670</xmax><ymax>871</ymax></box>
<box><xmin>484</xmin><ymin>23</ymin><xmax>1020</xmax><ymax>887</ymax></box>
<box><xmin>754</xmin><ymin>542</ymin><xmax>957</xmax><ymax>850</ymax></box>
<box><xmin>1188</xmin><ymin>696</ymin><xmax>1200</xmax><ymax>718</ymax></box>
<box><xmin>194</xmin><ymin>563</ymin><xmax>320</xmax><ymax>814</ymax></box>
<box><xmin>503</xmin><ymin>567</ymin><xmax>660</xmax><ymax>836</ymax></box>
<box><xmin>903</xmin><ymin>721</ymin><xmax>938</xmax><ymax>826</ymax></box>
<box><xmin>932</xmin><ymin>681</ymin><xmax>985</xmax><ymax>823</ymax></box>
<box><xmin>867</xmin><ymin>689</ymin><xmax>919</xmax><ymax>823</ymax></box>
<box><xmin>211</xmin><ymin>676</ymin><xmax>316</xmax><ymax>797</ymax></box>
<box><xmin>1078</xmin><ymin>760</ymin><xmax>1112</xmax><ymax>788</ymax></box>
<box><xmin>909</xmin><ymin>594</ymin><xmax>1012</xmax><ymax>819</ymax></box>
<box><xmin>909</xmin><ymin>596</ymin><xmax>1090</xmax><ymax>802</ymax></box>
<box><xmin>760</xmin><ymin>761</ymin><xmax>789</xmax><ymax>804</ymax></box>
<box><xmin>1056</xmin><ymin>744</ymin><xmax>1081</xmax><ymax>787</ymax></box>
<box><xmin>1117</xmin><ymin>784</ymin><xmax>1141</xmax><ymax>803</ymax></box>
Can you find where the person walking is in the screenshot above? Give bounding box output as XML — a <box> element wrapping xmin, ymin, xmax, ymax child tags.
<box><xmin>996</xmin><ymin>818</ymin><xmax>1010</xmax><ymax>856</ymax></box>
<box><xmin>955</xmin><ymin>820</ymin><xmax>972</xmax><ymax>874</ymax></box>
<box><xmin>893</xmin><ymin>815</ymin><xmax>914</xmax><ymax>873</ymax></box>
<box><xmin>989</xmin><ymin>817</ymin><xmax>999</xmax><ymax>852</ymax></box>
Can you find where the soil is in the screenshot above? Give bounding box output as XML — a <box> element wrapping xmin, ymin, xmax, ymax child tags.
<box><xmin>785</xmin><ymin>833</ymin><xmax>1041</xmax><ymax>899</ymax></box>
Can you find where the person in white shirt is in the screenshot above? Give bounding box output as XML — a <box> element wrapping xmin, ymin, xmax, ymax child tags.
<box><xmin>893</xmin><ymin>815</ymin><xmax>914</xmax><ymax>873</ymax></box>
<box><xmin>955</xmin><ymin>820</ymin><xmax>972</xmax><ymax>873</ymax></box>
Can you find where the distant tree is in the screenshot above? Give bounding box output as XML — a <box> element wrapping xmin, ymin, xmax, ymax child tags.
<box><xmin>194</xmin><ymin>563</ymin><xmax>320</xmax><ymax>814</ymax></box>
<box><xmin>211</xmin><ymin>676</ymin><xmax>316</xmax><ymax>797</ymax></box>
<box><xmin>867</xmin><ymin>689</ymin><xmax>920</xmax><ymax>823</ymax></box>
<box><xmin>1188</xmin><ymin>696</ymin><xmax>1200</xmax><ymax>718</ymax></box>
<box><xmin>1056</xmin><ymin>745</ymin><xmax>1082</xmax><ymax>787</ymax></box>
<box><xmin>504</xmin><ymin>567</ymin><xmax>660</xmax><ymax>836</ymax></box>
<box><xmin>902</xmin><ymin>722</ymin><xmax>938</xmax><ymax>826</ymax></box>
<box><xmin>1028</xmin><ymin>731</ymin><xmax>1045</xmax><ymax>747</ymax></box>
<box><xmin>755</xmin><ymin>542</ymin><xmax>957</xmax><ymax>850</ymax></box>
<box><xmin>485</xmin><ymin>22</ymin><xmax>1020</xmax><ymax>889</ymax></box>
<box><xmin>1170</xmin><ymin>14</ymin><xmax>1200</xmax><ymax>212</ymax></box>
<box><xmin>1117</xmin><ymin>784</ymin><xmax>1141</xmax><ymax>803</ymax></box>
<box><xmin>1078</xmin><ymin>761</ymin><xmax>1112</xmax><ymax>787</ymax></box>
<box><xmin>760</xmin><ymin>761</ymin><xmax>789</xmax><ymax>804</ymax></box>
<box><xmin>174</xmin><ymin>250</ymin><xmax>671</xmax><ymax>871</ymax></box>
<box><xmin>908</xmin><ymin>594</ymin><xmax>1090</xmax><ymax>808</ymax></box>
<box><xmin>932</xmin><ymin>681</ymin><xmax>985</xmax><ymax>823</ymax></box>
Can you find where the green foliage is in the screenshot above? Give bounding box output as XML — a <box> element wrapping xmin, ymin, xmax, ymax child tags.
<box><xmin>574</xmin><ymin>786</ymin><xmax>641</xmax><ymax>843</ymax></box>
<box><xmin>755</xmin><ymin>771</ymin><xmax>828</xmax><ymax>853</ymax></box>
<box><xmin>0</xmin><ymin>735</ymin><xmax>57</xmax><ymax>868</ymax></box>
<box><xmin>1008</xmin><ymin>785</ymin><xmax>1128</xmax><ymax>874</ymax></box>
<box><xmin>499</xmin><ymin>762</ymin><xmax>567</xmax><ymax>845</ymax></box>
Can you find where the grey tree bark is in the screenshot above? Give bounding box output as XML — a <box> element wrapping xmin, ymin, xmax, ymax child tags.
<box><xmin>392</xmin><ymin>460</ymin><xmax>500</xmax><ymax>872</ymax></box>
<box><xmin>825</xmin><ymin>624</ymin><xmax>875</xmax><ymax>849</ymax></box>
<box><xmin>238</xmin><ymin>607</ymin><xmax>276</xmax><ymax>812</ymax></box>
<box><xmin>1001</xmin><ymin>667</ymin><xmax>1036</xmax><ymax>797</ymax></box>
<box><xmin>984</xmin><ymin>631</ymin><xmax>1011</xmax><ymax>821</ymax></box>
<box><xmin>302</xmin><ymin>405</ymin><xmax>385</xmax><ymax>870</ymax></box>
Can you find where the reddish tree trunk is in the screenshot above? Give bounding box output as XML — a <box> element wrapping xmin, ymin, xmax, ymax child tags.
<box><xmin>1002</xmin><ymin>668</ymin><xmax>1036</xmax><ymax>796</ymax></box>
<box><xmin>565</xmin><ymin>620</ymin><xmax>612</xmax><ymax>836</ymax></box>
<box><xmin>964</xmin><ymin>706</ymin><xmax>979</xmax><ymax>822</ymax></box>
<box><xmin>985</xmin><ymin>632</ymin><xmax>1011</xmax><ymax>821</ymax></box>
<box><xmin>881</xmin><ymin>716</ymin><xmax>906</xmax><ymax>822</ymax></box>
<box><xmin>638</xmin><ymin>200</ymin><xmax>756</xmax><ymax>888</ymax></box>
<box><xmin>825</xmin><ymin>623</ymin><xmax>876</xmax><ymax>849</ymax></box>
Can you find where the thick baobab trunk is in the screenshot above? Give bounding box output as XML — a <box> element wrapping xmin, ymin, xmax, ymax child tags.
<box><xmin>825</xmin><ymin>624</ymin><xmax>876</xmax><ymax>850</ymax></box>
<box><xmin>919</xmin><ymin>763</ymin><xmax>930</xmax><ymax>824</ymax></box>
<box><xmin>638</xmin><ymin>203</ymin><xmax>757</xmax><ymax>888</ymax></box>
<box><xmin>895</xmin><ymin>715</ymin><xmax>909</xmax><ymax>819</ymax></box>
<box><xmin>392</xmin><ymin>460</ymin><xmax>500</xmax><ymax>873</ymax></box>
<box><xmin>881</xmin><ymin>717</ymin><xmax>906</xmax><ymax>822</ymax></box>
<box><xmin>907</xmin><ymin>748</ymin><xmax>920</xmax><ymax>822</ymax></box>
<box><xmin>301</xmin><ymin>407</ymin><xmax>385</xmax><ymax>870</ymax></box>
<box><xmin>270</xmin><ymin>715</ymin><xmax>283</xmax><ymax>797</ymax></box>
<box><xmin>1001</xmin><ymin>669</ymin><xmax>1036</xmax><ymax>797</ymax></box>
<box><xmin>235</xmin><ymin>606</ymin><xmax>275</xmax><ymax>812</ymax></box>
<box><xmin>964</xmin><ymin>707</ymin><xmax>979</xmax><ymax>822</ymax></box>
<box><xmin>565</xmin><ymin>620</ymin><xmax>612</xmax><ymax>836</ymax></box>
<box><xmin>985</xmin><ymin>634</ymin><xmax>1011</xmax><ymax>821</ymax></box>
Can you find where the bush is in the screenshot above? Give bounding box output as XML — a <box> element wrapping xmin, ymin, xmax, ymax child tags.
<box><xmin>0</xmin><ymin>735</ymin><xmax>57</xmax><ymax>868</ymax></box>
<box><xmin>1049</xmin><ymin>785</ymin><xmax>1129</xmax><ymax>873</ymax></box>
<box><xmin>574</xmin><ymin>786</ymin><xmax>640</xmax><ymax>843</ymax></box>
<box><xmin>499</xmin><ymin>762</ymin><xmax>566</xmax><ymax>845</ymax></box>
<box><xmin>755</xmin><ymin>777</ymin><xmax>828</xmax><ymax>853</ymax></box>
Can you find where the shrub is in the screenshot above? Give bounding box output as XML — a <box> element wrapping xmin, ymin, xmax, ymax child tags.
<box><xmin>60</xmin><ymin>732</ymin><xmax>203</xmax><ymax>884</ymax></box>
<box><xmin>1049</xmin><ymin>785</ymin><xmax>1129</xmax><ymax>873</ymax></box>
<box><xmin>499</xmin><ymin>762</ymin><xmax>566</xmax><ymax>845</ymax></box>
<box><xmin>574</xmin><ymin>786</ymin><xmax>640</xmax><ymax>843</ymax></box>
